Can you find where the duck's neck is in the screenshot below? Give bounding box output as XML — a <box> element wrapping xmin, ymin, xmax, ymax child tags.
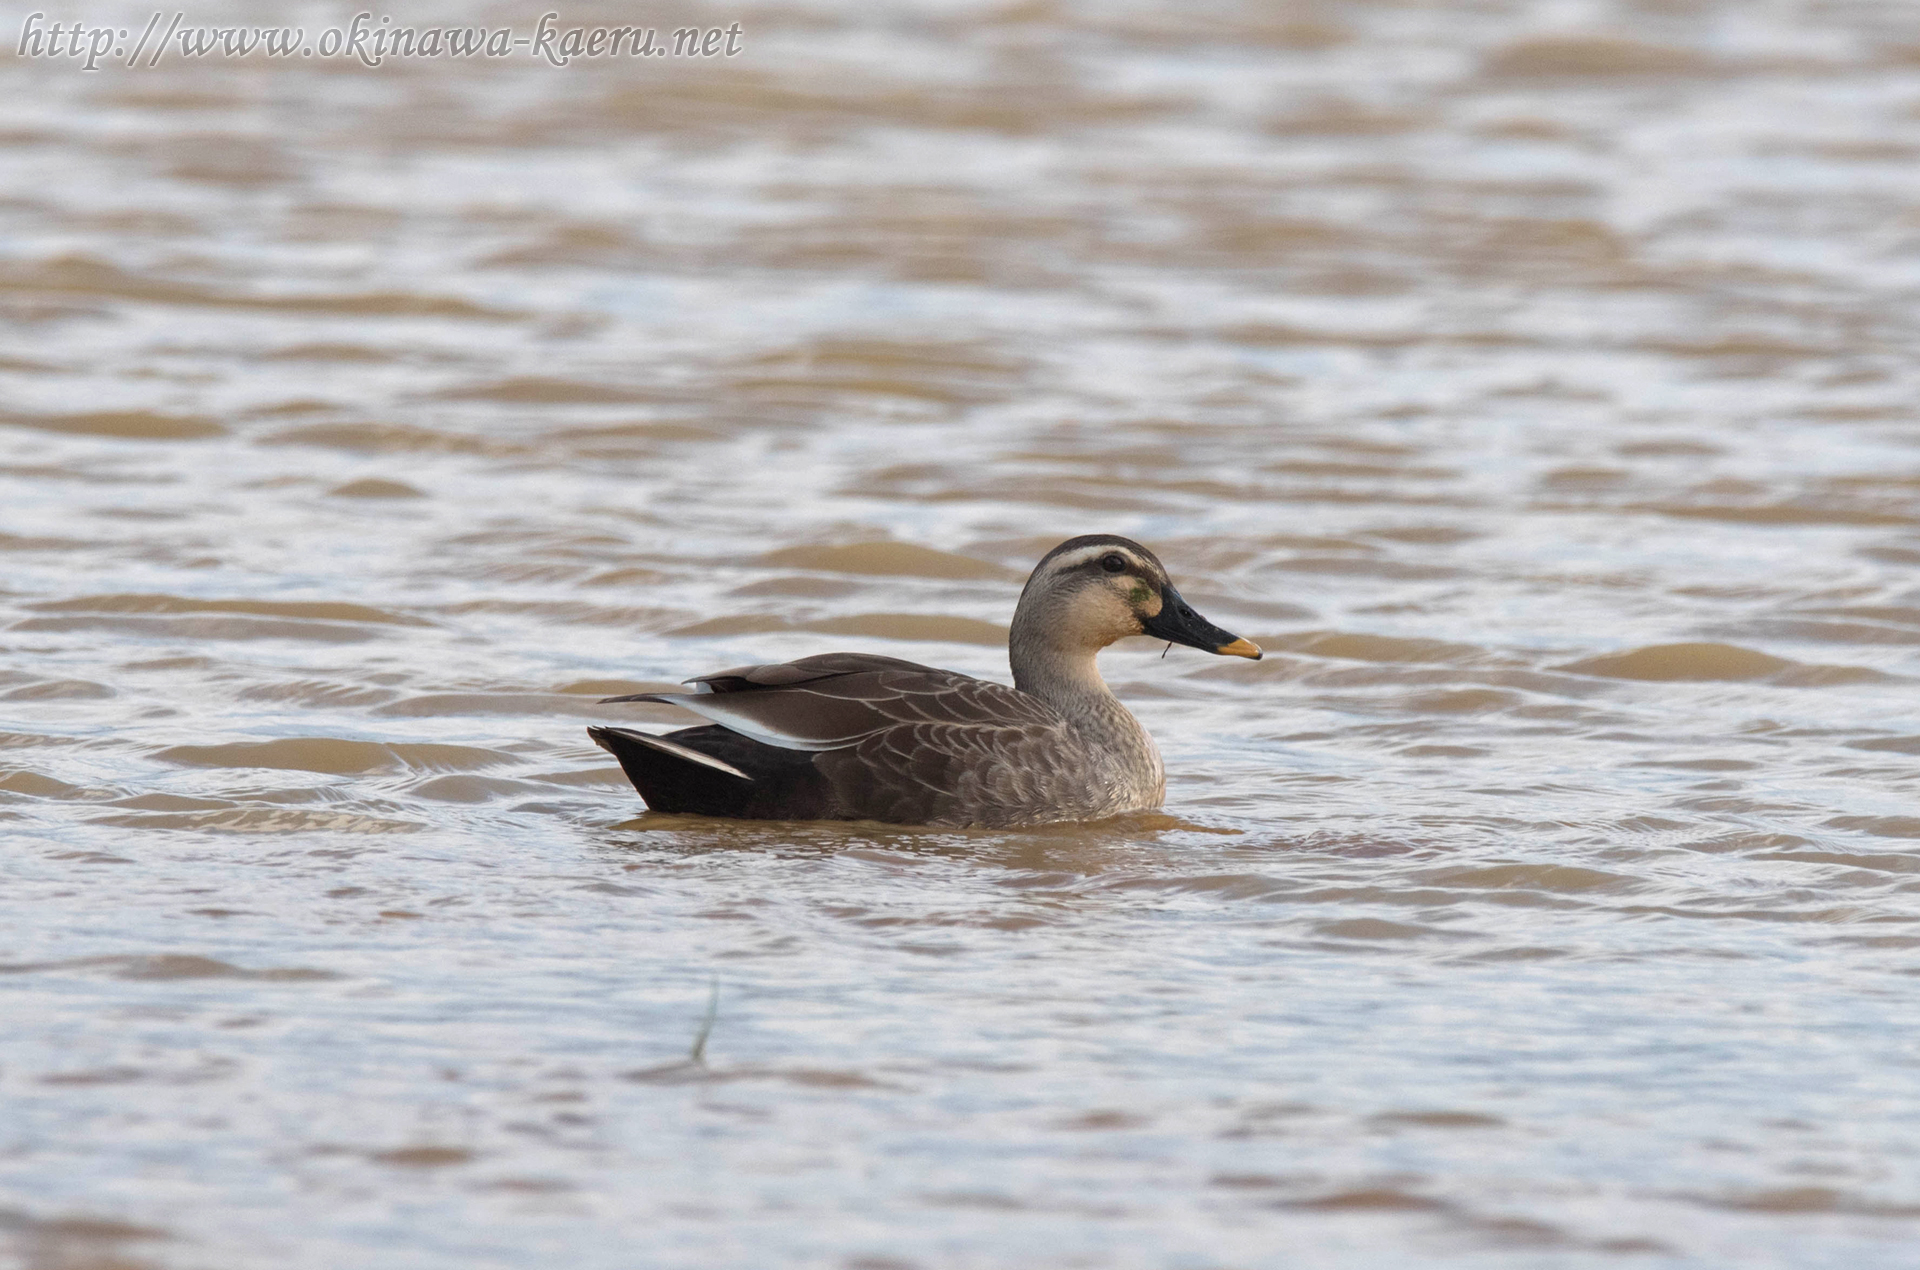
<box><xmin>1010</xmin><ymin>625</ymin><xmax>1147</xmax><ymax>748</ymax></box>
<box><xmin>1009</xmin><ymin>617</ymin><xmax>1165</xmax><ymax>809</ymax></box>
<box><xmin>1010</xmin><ymin>635</ymin><xmax>1108</xmax><ymax>712</ymax></box>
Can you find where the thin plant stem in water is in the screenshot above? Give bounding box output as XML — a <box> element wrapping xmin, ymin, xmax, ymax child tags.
<box><xmin>688</xmin><ymin>976</ymin><xmax>719</xmax><ymax>1065</ymax></box>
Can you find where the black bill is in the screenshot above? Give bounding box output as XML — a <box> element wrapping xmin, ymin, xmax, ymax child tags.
<box><xmin>1141</xmin><ymin>585</ymin><xmax>1262</xmax><ymax>659</ymax></box>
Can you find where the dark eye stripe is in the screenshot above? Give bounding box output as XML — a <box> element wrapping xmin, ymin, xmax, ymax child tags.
<box><xmin>1048</xmin><ymin>546</ymin><xmax>1150</xmax><ymax>577</ymax></box>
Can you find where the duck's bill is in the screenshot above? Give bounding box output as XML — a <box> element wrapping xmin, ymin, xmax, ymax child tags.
<box><xmin>1142</xmin><ymin>585</ymin><xmax>1263</xmax><ymax>660</ymax></box>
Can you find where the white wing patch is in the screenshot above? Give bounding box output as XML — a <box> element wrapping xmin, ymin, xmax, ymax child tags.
<box><xmin>603</xmin><ymin>728</ymin><xmax>754</xmax><ymax>780</ymax></box>
<box><xmin>642</xmin><ymin>693</ymin><xmax>850</xmax><ymax>753</ymax></box>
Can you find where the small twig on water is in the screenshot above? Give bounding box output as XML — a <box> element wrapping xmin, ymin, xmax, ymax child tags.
<box><xmin>688</xmin><ymin>976</ymin><xmax>719</xmax><ymax>1065</ymax></box>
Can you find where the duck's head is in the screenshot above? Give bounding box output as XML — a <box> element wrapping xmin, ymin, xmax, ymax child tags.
<box><xmin>1014</xmin><ymin>534</ymin><xmax>1262</xmax><ymax>661</ymax></box>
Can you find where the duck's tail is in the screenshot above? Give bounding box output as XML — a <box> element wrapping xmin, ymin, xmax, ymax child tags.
<box><xmin>588</xmin><ymin>725</ymin><xmax>753</xmax><ymax>816</ymax></box>
<box><xmin>589</xmin><ymin>726</ymin><xmax>752</xmax><ymax>781</ymax></box>
<box><xmin>587</xmin><ymin>724</ymin><xmax>838</xmax><ymax>819</ymax></box>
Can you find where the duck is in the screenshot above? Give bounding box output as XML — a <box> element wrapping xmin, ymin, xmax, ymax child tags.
<box><xmin>588</xmin><ymin>534</ymin><xmax>1261</xmax><ymax>828</ymax></box>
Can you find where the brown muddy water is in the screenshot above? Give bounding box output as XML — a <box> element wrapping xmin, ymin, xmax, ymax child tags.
<box><xmin>4</xmin><ymin>1</ymin><xmax>1920</xmax><ymax>1267</ymax></box>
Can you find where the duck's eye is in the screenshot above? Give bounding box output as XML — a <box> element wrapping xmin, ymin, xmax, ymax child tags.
<box><xmin>1100</xmin><ymin>553</ymin><xmax>1128</xmax><ymax>573</ymax></box>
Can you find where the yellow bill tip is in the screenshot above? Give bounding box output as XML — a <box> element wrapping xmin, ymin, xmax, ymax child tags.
<box><xmin>1215</xmin><ymin>637</ymin><xmax>1262</xmax><ymax>660</ymax></box>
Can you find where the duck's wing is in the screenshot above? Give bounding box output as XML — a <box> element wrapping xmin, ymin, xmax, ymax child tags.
<box><xmin>815</xmin><ymin>715</ymin><xmax>1084</xmax><ymax>828</ymax></box>
<box><xmin>687</xmin><ymin>651</ymin><xmax>934</xmax><ymax>692</ymax></box>
<box><xmin>600</xmin><ymin>653</ymin><xmax>1062</xmax><ymax>754</ymax></box>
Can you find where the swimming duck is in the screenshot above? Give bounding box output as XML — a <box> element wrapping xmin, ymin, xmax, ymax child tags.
<box><xmin>588</xmin><ymin>534</ymin><xmax>1261</xmax><ymax>828</ymax></box>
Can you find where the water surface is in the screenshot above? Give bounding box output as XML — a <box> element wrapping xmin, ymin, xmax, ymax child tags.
<box><xmin>4</xmin><ymin>1</ymin><xmax>1920</xmax><ymax>1266</ymax></box>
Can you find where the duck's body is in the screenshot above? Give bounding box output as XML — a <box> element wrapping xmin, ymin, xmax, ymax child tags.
<box><xmin>591</xmin><ymin>651</ymin><xmax>1164</xmax><ymax>828</ymax></box>
<box><xmin>590</xmin><ymin>535</ymin><xmax>1259</xmax><ymax>828</ymax></box>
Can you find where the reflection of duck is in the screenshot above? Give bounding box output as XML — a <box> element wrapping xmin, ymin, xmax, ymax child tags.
<box><xmin>589</xmin><ymin>534</ymin><xmax>1261</xmax><ymax>828</ymax></box>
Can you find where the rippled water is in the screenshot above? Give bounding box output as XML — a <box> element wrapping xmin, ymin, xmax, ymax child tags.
<box><xmin>5</xmin><ymin>1</ymin><xmax>1920</xmax><ymax>1266</ymax></box>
